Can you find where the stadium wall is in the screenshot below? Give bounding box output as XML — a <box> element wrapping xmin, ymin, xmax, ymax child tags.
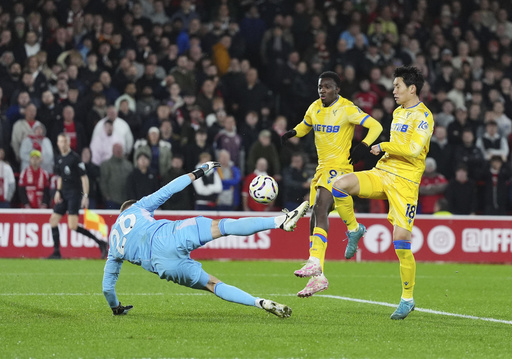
<box><xmin>1</xmin><ymin>210</ymin><xmax>511</xmax><ymax>263</ymax></box>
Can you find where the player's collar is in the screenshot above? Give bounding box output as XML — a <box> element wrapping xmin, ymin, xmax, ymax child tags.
<box><xmin>402</xmin><ymin>101</ymin><xmax>422</xmax><ymax>109</ymax></box>
<box><xmin>323</xmin><ymin>95</ymin><xmax>339</xmax><ymax>107</ymax></box>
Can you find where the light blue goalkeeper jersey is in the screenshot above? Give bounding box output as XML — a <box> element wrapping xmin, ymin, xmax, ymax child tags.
<box><xmin>102</xmin><ymin>174</ymin><xmax>192</xmax><ymax>307</ymax></box>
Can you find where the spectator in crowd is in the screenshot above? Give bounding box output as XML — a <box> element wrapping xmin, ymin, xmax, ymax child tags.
<box><xmin>192</xmin><ymin>152</ymin><xmax>222</xmax><ymax>210</ymax></box>
<box><xmin>242</xmin><ymin>157</ymin><xmax>274</xmax><ymax>212</ymax></box>
<box><xmin>0</xmin><ymin>148</ymin><xmax>16</xmax><ymax>208</ymax></box>
<box><xmin>133</xmin><ymin>126</ymin><xmax>172</xmax><ymax>177</ymax></box>
<box><xmin>18</xmin><ymin>150</ymin><xmax>50</xmax><ymax>209</ymax></box>
<box><xmin>183</xmin><ymin>128</ymin><xmax>214</xmax><ymax>173</ymax></box>
<box><xmin>482</xmin><ymin>155</ymin><xmax>510</xmax><ymax>215</ymax></box>
<box><xmin>214</xmin><ymin>115</ymin><xmax>242</xmax><ymax>167</ymax></box>
<box><xmin>90</xmin><ymin>119</ymin><xmax>123</xmax><ymax>166</ymax></box>
<box><xmin>126</xmin><ymin>150</ymin><xmax>160</xmax><ymax>201</ymax></box>
<box><xmin>239</xmin><ymin>110</ymin><xmax>260</xmax><ymax>158</ymax></box>
<box><xmin>246</xmin><ymin>130</ymin><xmax>281</xmax><ymax>179</ymax></box>
<box><xmin>37</xmin><ymin>90</ymin><xmax>61</xmax><ymax>135</ymax></box>
<box><xmin>19</xmin><ymin>122</ymin><xmax>54</xmax><ymax>174</ymax></box>
<box><xmin>447</xmin><ymin>106</ymin><xmax>473</xmax><ymax>146</ymax></box>
<box><xmin>428</xmin><ymin>125</ymin><xmax>453</xmax><ymax>179</ymax></box>
<box><xmin>453</xmin><ymin>128</ymin><xmax>485</xmax><ymax>180</ymax></box>
<box><xmin>445</xmin><ymin>163</ymin><xmax>478</xmax><ymax>215</ymax></box>
<box><xmin>85</xmin><ymin>94</ymin><xmax>108</xmax><ymax>140</ymax></box>
<box><xmin>281</xmin><ymin>152</ymin><xmax>310</xmax><ymax>211</ymax></box>
<box><xmin>476</xmin><ymin>119</ymin><xmax>509</xmax><ymax>162</ymax></box>
<box><xmin>233</xmin><ymin>67</ymin><xmax>272</xmax><ymax>121</ymax></box>
<box><xmin>419</xmin><ymin>158</ymin><xmax>448</xmax><ymax>214</ymax></box>
<box><xmin>50</xmin><ymin>105</ymin><xmax>88</xmax><ymax>156</ymax></box>
<box><xmin>492</xmin><ymin>101</ymin><xmax>512</xmax><ymax>138</ymax></box>
<box><xmin>216</xmin><ymin>149</ymin><xmax>242</xmax><ymax>211</ymax></box>
<box><xmin>92</xmin><ymin>105</ymin><xmax>134</xmax><ymax>157</ymax></box>
<box><xmin>117</xmin><ymin>98</ymin><xmax>141</xmax><ymax>141</ymax></box>
<box><xmin>81</xmin><ymin>147</ymin><xmax>100</xmax><ymax>210</ymax></box>
<box><xmin>99</xmin><ymin>143</ymin><xmax>133</xmax><ymax>209</ymax></box>
<box><xmin>11</xmin><ymin>103</ymin><xmax>42</xmax><ymax>163</ymax></box>
<box><xmin>434</xmin><ymin>99</ymin><xmax>455</xmax><ymax>128</ymax></box>
<box><xmin>161</xmin><ymin>155</ymin><xmax>194</xmax><ymax>210</ymax></box>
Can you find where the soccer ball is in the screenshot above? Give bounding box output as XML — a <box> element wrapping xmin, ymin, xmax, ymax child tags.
<box><xmin>249</xmin><ymin>175</ymin><xmax>278</xmax><ymax>204</ymax></box>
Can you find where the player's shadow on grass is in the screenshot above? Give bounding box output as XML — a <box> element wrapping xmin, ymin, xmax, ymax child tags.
<box><xmin>8</xmin><ymin>301</ymin><xmax>72</xmax><ymax>319</ymax></box>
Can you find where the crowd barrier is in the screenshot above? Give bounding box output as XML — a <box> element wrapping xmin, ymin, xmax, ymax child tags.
<box><xmin>1</xmin><ymin>210</ymin><xmax>511</xmax><ymax>263</ymax></box>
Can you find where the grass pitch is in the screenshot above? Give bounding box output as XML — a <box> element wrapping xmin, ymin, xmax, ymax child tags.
<box><xmin>1</xmin><ymin>259</ymin><xmax>511</xmax><ymax>359</ymax></box>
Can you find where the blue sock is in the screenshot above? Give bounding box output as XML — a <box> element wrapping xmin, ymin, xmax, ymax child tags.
<box><xmin>219</xmin><ymin>217</ymin><xmax>276</xmax><ymax>236</ymax></box>
<box><xmin>214</xmin><ymin>282</ymin><xmax>257</xmax><ymax>306</ymax></box>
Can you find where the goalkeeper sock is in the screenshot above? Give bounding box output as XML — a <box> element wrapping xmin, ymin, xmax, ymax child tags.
<box><xmin>333</xmin><ymin>194</ymin><xmax>358</xmax><ymax>231</ymax></box>
<box><xmin>394</xmin><ymin>241</ymin><xmax>416</xmax><ymax>300</ymax></box>
<box><xmin>76</xmin><ymin>225</ymin><xmax>101</xmax><ymax>245</ymax></box>
<box><xmin>310</xmin><ymin>227</ymin><xmax>328</xmax><ymax>272</ymax></box>
<box><xmin>214</xmin><ymin>282</ymin><xmax>257</xmax><ymax>306</ymax></box>
<box><xmin>51</xmin><ymin>226</ymin><xmax>60</xmax><ymax>253</ymax></box>
<box><xmin>219</xmin><ymin>217</ymin><xmax>276</xmax><ymax>236</ymax></box>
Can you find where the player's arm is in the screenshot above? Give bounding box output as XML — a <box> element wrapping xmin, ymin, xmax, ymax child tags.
<box><xmin>282</xmin><ymin>106</ymin><xmax>315</xmax><ymax>142</ymax></box>
<box><xmin>102</xmin><ymin>256</ymin><xmax>133</xmax><ymax>315</ymax></box>
<box><xmin>80</xmin><ymin>174</ymin><xmax>89</xmax><ymax>208</ymax></box>
<box><xmin>375</xmin><ymin>124</ymin><xmax>432</xmax><ymax>158</ymax></box>
<box><xmin>54</xmin><ymin>176</ymin><xmax>62</xmax><ymax>203</ymax></box>
<box><xmin>346</xmin><ymin>105</ymin><xmax>383</xmax><ymax>164</ymax></box>
<box><xmin>360</xmin><ymin>117</ymin><xmax>383</xmax><ymax>146</ymax></box>
<box><xmin>137</xmin><ymin>162</ymin><xmax>220</xmax><ymax>212</ymax></box>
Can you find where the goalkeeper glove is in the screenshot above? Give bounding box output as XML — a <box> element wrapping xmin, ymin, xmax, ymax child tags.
<box><xmin>192</xmin><ymin>161</ymin><xmax>221</xmax><ymax>179</ymax></box>
<box><xmin>348</xmin><ymin>142</ymin><xmax>369</xmax><ymax>165</ymax></box>
<box><xmin>112</xmin><ymin>302</ymin><xmax>133</xmax><ymax>316</ymax></box>
<box><xmin>281</xmin><ymin>130</ymin><xmax>297</xmax><ymax>144</ymax></box>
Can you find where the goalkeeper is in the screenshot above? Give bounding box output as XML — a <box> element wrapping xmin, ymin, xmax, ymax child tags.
<box><xmin>281</xmin><ymin>71</ymin><xmax>382</xmax><ymax>297</ymax></box>
<box><xmin>102</xmin><ymin>161</ymin><xmax>309</xmax><ymax>318</ymax></box>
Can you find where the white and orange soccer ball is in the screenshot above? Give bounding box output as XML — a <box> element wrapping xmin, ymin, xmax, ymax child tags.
<box><xmin>249</xmin><ymin>175</ymin><xmax>279</xmax><ymax>204</ymax></box>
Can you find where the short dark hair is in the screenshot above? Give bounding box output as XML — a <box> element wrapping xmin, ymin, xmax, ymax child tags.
<box><xmin>393</xmin><ymin>66</ymin><xmax>425</xmax><ymax>95</ymax></box>
<box><xmin>120</xmin><ymin>199</ymin><xmax>137</xmax><ymax>212</ymax></box>
<box><xmin>319</xmin><ymin>71</ymin><xmax>341</xmax><ymax>88</ymax></box>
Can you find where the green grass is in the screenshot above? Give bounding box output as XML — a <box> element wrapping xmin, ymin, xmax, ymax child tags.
<box><xmin>1</xmin><ymin>259</ymin><xmax>511</xmax><ymax>359</ymax></box>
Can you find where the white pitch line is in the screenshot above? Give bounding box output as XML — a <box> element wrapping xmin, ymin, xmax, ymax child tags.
<box><xmin>318</xmin><ymin>294</ymin><xmax>512</xmax><ymax>325</ymax></box>
<box><xmin>2</xmin><ymin>292</ymin><xmax>511</xmax><ymax>325</ymax></box>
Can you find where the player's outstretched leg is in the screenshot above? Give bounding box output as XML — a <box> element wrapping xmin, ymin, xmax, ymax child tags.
<box><xmin>218</xmin><ymin>201</ymin><xmax>309</xmax><ymax>236</ymax></box>
<box><xmin>212</xmin><ymin>282</ymin><xmax>292</xmax><ymax>318</ymax></box>
<box><xmin>297</xmin><ymin>273</ymin><xmax>329</xmax><ymax>298</ymax></box>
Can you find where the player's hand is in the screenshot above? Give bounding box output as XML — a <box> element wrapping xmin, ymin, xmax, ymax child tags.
<box><xmin>281</xmin><ymin>130</ymin><xmax>297</xmax><ymax>144</ymax></box>
<box><xmin>199</xmin><ymin>161</ymin><xmax>221</xmax><ymax>176</ymax></box>
<box><xmin>81</xmin><ymin>196</ymin><xmax>89</xmax><ymax>209</ymax></box>
<box><xmin>370</xmin><ymin>144</ymin><xmax>382</xmax><ymax>155</ymax></box>
<box><xmin>348</xmin><ymin>142</ymin><xmax>369</xmax><ymax>165</ymax></box>
<box><xmin>54</xmin><ymin>191</ymin><xmax>62</xmax><ymax>204</ymax></box>
<box><xmin>112</xmin><ymin>302</ymin><xmax>133</xmax><ymax>315</ymax></box>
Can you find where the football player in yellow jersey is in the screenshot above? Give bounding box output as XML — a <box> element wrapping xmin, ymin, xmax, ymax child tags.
<box><xmin>281</xmin><ymin>71</ymin><xmax>382</xmax><ymax>297</ymax></box>
<box><xmin>331</xmin><ymin>66</ymin><xmax>434</xmax><ymax>319</ymax></box>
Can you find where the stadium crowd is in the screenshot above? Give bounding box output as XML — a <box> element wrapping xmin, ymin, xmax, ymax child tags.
<box><xmin>0</xmin><ymin>0</ymin><xmax>511</xmax><ymax>215</ymax></box>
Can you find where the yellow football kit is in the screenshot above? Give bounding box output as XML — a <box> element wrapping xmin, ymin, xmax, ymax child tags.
<box><xmin>293</xmin><ymin>95</ymin><xmax>382</xmax><ymax>270</ymax></box>
<box><xmin>354</xmin><ymin>101</ymin><xmax>434</xmax><ymax>231</ymax></box>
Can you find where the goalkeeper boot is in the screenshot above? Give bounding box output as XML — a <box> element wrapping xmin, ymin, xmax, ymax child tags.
<box><xmin>390</xmin><ymin>299</ymin><xmax>415</xmax><ymax>320</ymax></box>
<box><xmin>294</xmin><ymin>258</ymin><xmax>322</xmax><ymax>278</ymax></box>
<box><xmin>297</xmin><ymin>274</ymin><xmax>329</xmax><ymax>298</ymax></box>
<box><xmin>261</xmin><ymin>299</ymin><xmax>292</xmax><ymax>318</ymax></box>
<box><xmin>280</xmin><ymin>201</ymin><xmax>309</xmax><ymax>232</ymax></box>
<box><xmin>345</xmin><ymin>224</ymin><xmax>366</xmax><ymax>259</ymax></box>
